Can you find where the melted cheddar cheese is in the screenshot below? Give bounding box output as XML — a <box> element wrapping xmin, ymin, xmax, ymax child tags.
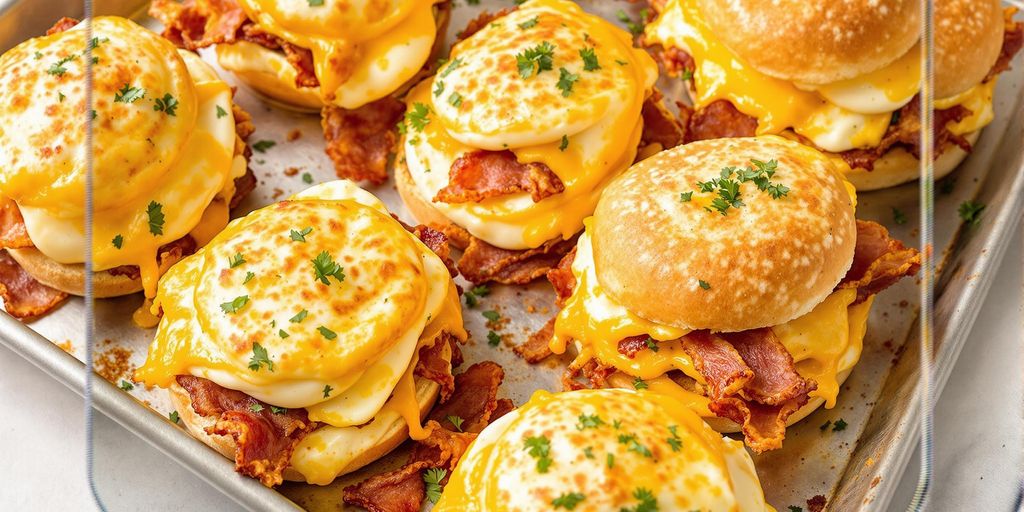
<box><xmin>0</xmin><ymin>17</ymin><xmax>244</xmax><ymax>299</ymax></box>
<box><xmin>435</xmin><ymin>389</ymin><xmax>773</xmax><ymax>511</ymax></box>
<box><xmin>403</xmin><ymin>0</ymin><xmax>658</xmax><ymax>250</ymax></box>
<box><xmin>136</xmin><ymin>181</ymin><xmax>466</xmax><ymax>484</ymax></box>
<box><xmin>551</xmin><ymin>225</ymin><xmax>872</xmax><ymax>417</ymax></box>
<box><xmin>223</xmin><ymin>0</ymin><xmax>443</xmax><ymax>109</ymax></box>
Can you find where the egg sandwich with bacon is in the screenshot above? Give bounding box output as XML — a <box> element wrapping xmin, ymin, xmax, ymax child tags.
<box><xmin>546</xmin><ymin>136</ymin><xmax>920</xmax><ymax>452</ymax></box>
<box><xmin>0</xmin><ymin>16</ymin><xmax>254</xmax><ymax>321</ymax></box>
<box><xmin>644</xmin><ymin>0</ymin><xmax>1023</xmax><ymax>190</ymax></box>
<box><xmin>435</xmin><ymin>388</ymin><xmax>772</xmax><ymax>511</ymax></box>
<box><xmin>150</xmin><ymin>0</ymin><xmax>452</xmax><ymax>184</ymax></box>
<box><xmin>135</xmin><ymin>180</ymin><xmax>466</xmax><ymax>487</ymax></box>
<box><xmin>396</xmin><ymin>0</ymin><xmax>684</xmax><ymax>285</ymax></box>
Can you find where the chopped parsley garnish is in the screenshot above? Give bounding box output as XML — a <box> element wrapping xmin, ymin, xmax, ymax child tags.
<box><xmin>552</xmin><ymin>492</ymin><xmax>585</xmax><ymax>510</ymax></box>
<box><xmin>516</xmin><ymin>41</ymin><xmax>555</xmax><ymax>79</ymax></box>
<box><xmin>405</xmin><ymin>102</ymin><xmax>432</xmax><ymax>132</ymax></box>
<box><xmin>47</xmin><ymin>54</ymin><xmax>77</xmax><ymax>76</ymax></box>
<box><xmin>606</xmin><ymin>452</ymin><xmax>615</xmax><ymax>468</ymax></box>
<box><xmin>633</xmin><ymin>377</ymin><xmax>648</xmax><ymax>390</ymax></box>
<box><xmin>440</xmin><ymin>57</ymin><xmax>463</xmax><ymax>78</ymax></box>
<box><xmin>615</xmin><ymin>59</ymin><xmax>629</xmax><ymax>66</ymax></box>
<box><xmin>278</xmin><ymin>329</ymin><xmax>289</xmax><ymax>339</ymax></box>
<box><xmin>576</xmin><ymin>413</ymin><xmax>604</xmax><ymax>430</ymax></box>
<box><xmin>34</xmin><ymin>51</ymin><xmax>43</xmax><ymax>60</ymax></box>
<box><xmin>518</xmin><ymin>16</ymin><xmax>540</xmax><ymax>29</ymax></box>
<box><xmin>216</xmin><ymin>105</ymin><xmax>228</xmax><ymax>118</ymax></box>
<box><xmin>958</xmin><ymin>200</ymin><xmax>985</xmax><ymax>226</ymax></box>
<box><xmin>243</xmin><ymin>271</ymin><xmax>255</xmax><ymax>284</ymax></box>
<box><xmin>523</xmin><ymin>435</ymin><xmax>553</xmax><ymax>473</ymax></box>
<box><xmin>220</xmin><ymin>295</ymin><xmax>249</xmax><ymax>314</ymax></box>
<box><xmin>252</xmin><ymin>139</ymin><xmax>276</xmax><ymax>153</ymax></box>
<box><xmin>698</xmin><ymin>280</ymin><xmax>711</xmax><ymax>290</ymax></box>
<box><xmin>679</xmin><ymin>191</ymin><xmax>693</xmax><ymax>202</ymax></box>
<box><xmin>446</xmin><ymin>415</ymin><xmax>465</xmax><ymax>432</ymax></box>
<box><xmin>644</xmin><ymin>337</ymin><xmax>659</xmax><ymax>352</ymax></box>
<box><xmin>312</xmin><ymin>251</ymin><xmax>345</xmax><ymax>285</ymax></box>
<box><xmin>322</xmin><ymin>384</ymin><xmax>333</xmax><ymax>398</ymax></box>
<box><xmin>580</xmin><ymin>47</ymin><xmax>600</xmax><ymax>71</ymax></box>
<box><xmin>616</xmin><ymin>9</ymin><xmax>645</xmax><ymax>36</ymax></box>
<box><xmin>168</xmin><ymin>411</ymin><xmax>180</xmax><ymax>424</ymax></box>
<box><xmin>463</xmin><ymin>284</ymin><xmax>491</xmax><ymax>307</ymax></box>
<box><xmin>433</xmin><ymin>79</ymin><xmax>445</xmax><ymax>97</ymax></box>
<box><xmin>448</xmin><ymin>91</ymin><xmax>463</xmax><ymax>108</ymax></box>
<box><xmin>302</xmin><ymin>172</ymin><xmax>313</xmax><ymax>184</ymax></box>
<box><xmin>248</xmin><ymin>343</ymin><xmax>274</xmax><ymax>372</ymax></box>
<box><xmin>114</xmin><ymin>83</ymin><xmax>145</xmax><ymax>103</ymax></box>
<box><xmin>85</xmin><ymin>37</ymin><xmax>108</xmax><ymax>52</ymax></box>
<box><xmin>58</xmin><ymin>91</ymin><xmax>65</xmax><ymax>102</ymax></box>
<box><xmin>249</xmin><ymin>403</ymin><xmax>264</xmax><ymax>413</ymax></box>
<box><xmin>119</xmin><ymin>380</ymin><xmax>133</xmax><ymax>391</ymax></box>
<box><xmin>892</xmin><ymin>207</ymin><xmax>908</xmax><ymax>225</ymax></box>
<box><xmin>290</xmin><ymin>310</ymin><xmax>308</xmax><ymax>323</ymax></box>
<box><xmin>146</xmin><ymin>201</ymin><xmax>164</xmax><ymax>235</ymax></box>
<box><xmin>290</xmin><ymin>226</ymin><xmax>313</xmax><ymax>242</ymax></box>
<box><xmin>317</xmin><ymin>326</ymin><xmax>338</xmax><ymax>340</ymax></box>
<box><xmin>111</xmin><ymin>234</ymin><xmax>123</xmax><ymax>249</ymax></box>
<box><xmin>228</xmin><ymin>253</ymin><xmax>245</xmax><ymax>268</ymax></box>
<box><xmin>270</xmin><ymin>406</ymin><xmax>287</xmax><ymax>414</ymax></box>
<box><xmin>819</xmin><ymin>420</ymin><xmax>832</xmax><ymax>431</ymax></box>
<box><xmin>680</xmin><ymin>69</ymin><xmax>694</xmax><ymax>81</ymax></box>
<box><xmin>788</xmin><ymin>507</ymin><xmax>803</xmax><ymax>512</ymax></box>
<box><xmin>487</xmin><ymin>330</ymin><xmax>501</xmax><ymax>347</ymax></box>
<box><xmin>938</xmin><ymin>176</ymin><xmax>957</xmax><ymax>195</ymax></box>
<box><xmin>666</xmin><ymin>425</ymin><xmax>682</xmax><ymax>452</ymax></box>
<box><xmin>621</xmin><ymin>487</ymin><xmax>659</xmax><ymax>512</ymax></box>
<box><xmin>618</xmin><ymin>433</ymin><xmax>652</xmax><ymax>458</ymax></box>
<box><xmin>556</xmin><ymin>67</ymin><xmax>579</xmax><ymax>97</ymax></box>
<box><xmin>423</xmin><ymin>468</ymin><xmax>447</xmax><ymax>504</ymax></box>
<box><xmin>482</xmin><ymin>310</ymin><xmax>501</xmax><ymax>322</ymax></box>
<box><xmin>613</xmin><ymin>419</ymin><xmax>622</xmax><ymax>429</ymax></box>
<box><xmin>559</xmin><ymin>134</ymin><xmax>569</xmax><ymax>151</ymax></box>
<box><xmin>153</xmin><ymin>93</ymin><xmax>179</xmax><ymax>116</ymax></box>
<box><xmin>307</xmin><ymin>0</ymin><xmax>324</xmax><ymax>5</ymax></box>
<box><xmin>687</xmin><ymin>159</ymin><xmax>789</xmax><ymax>216</ymax></box>
<box><xmin>583</xmin><ymin>447</ymin><xmax>595</xmax><ymax>459</ymax></box>
<box><xmin>832</xmin><ymin>418</ymin><xmax>848</xmax><ymax>432</ymax></box>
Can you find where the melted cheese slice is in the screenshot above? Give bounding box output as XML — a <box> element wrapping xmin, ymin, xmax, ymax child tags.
<box><xmin>403</xmin><ymin>0</ymin><xmax>658</xmax><ymax>249</ymax></box>
<box><xmin>435</xmin><ymin>389</ymin><xmax>772</xmax><ymax>512</ymax></box>
<box><xmin>0</xmin><ymin>17</ymin><xmax>242</xmax><ymax>298</ymax></box>
<box><xmin>234</xmin><ymin>0</ymin><xmax>441</xmax><ymax>109</ymax></box>
<box><xmin>552</xmin><ymin>226</ymin><xmax>871</xmax><ymax>414</ymax></box>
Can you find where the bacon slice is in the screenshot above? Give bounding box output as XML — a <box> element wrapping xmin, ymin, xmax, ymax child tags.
<box><xmin>0</xmin><ymin>251</ymin><xmax>68</xmax><ymax>319</ymax></box>
<box><xmin>547</xmin><ymin>246</ymin><xmax>577</xmax><ymax>305</ymax></box>
<box><xmin>719</xmin><ymin>328</ymin><xmax>812</xmax><ymax>405</ymax></box>
<box><xmin>685</xmin><ymin>99</ymin><xmax>758</xmax><ymax>142</ymax></box>
<box><xmin>412</xmin><ymin>225</ymin><xmax>457</xmax><ymax>277</ymax></box>
<box><xmin>46</xmin><ymin>17</ymin><xmax>79</xmax><ymax>35</ymax></box>
<box><xmin>444</xmin><ymin>224</ymin><xmax>578</xmax><ymax>285</ymax></box>
<box><xmin>640</xmin><ymin>90</ymin><xmax>686</xmax><ymax>152</ymax></box>
<box><xmin>0</xmin><ymin>197</ymin><xmax>32</xmax><ymax>249</ymax></box>
<box><xmin>708</xmin><ymin>394</ymin><xmax>810</xmax><ymax>453</ymax></box>
<box><xmin>434</xmin><ymin>151</ymin><xmax>565</xmax><ymax>204</ymax></box>
<box><xmin>514</xmin><ymin>317</ymin><xmax>556</xmax><ymax>363</ymax></box>
<box><xmin>149</xmin><ymin>0</ymin><xmax>248</xmax><ymax>50</ymax></box>
<box><xmin>985</xmin><ymin>9</ymin><xmax>1023</xmax><ymax>81</ymax></box>
<box><xmin>680</xmin><ymin>331</ymin><xmax>754</xmax><ymax>399</ymax></box>
<box><xmin>414</xmin><ymin>332</ymin><xmax>458</xmax><ymax>402</ymax></box>
<box><xmin>838</xmin><ymin>220</ymin><xmax>921</xmax><ymax>303</ymax></box>
<box><xmin>106</xmin><ymin>236</ymin><xmax>199</xmax><ymax>280</ymax></box>
<box><xmin>343</xmin><ymin>362</ymin><xmax>509</xmax><ymax>512</ymax></box>
<box><xmin>618</xmin><ymin>335</ymin><xmax>655</xmax><ymax>359</ymax></box>
<box><xmin>176</xmin><ymin>375</ymin><xmax>316</xmax><ymax>487</ymax></box>
<box><xmin>322</xmin><ymin>97</ymin><xmax>405</xmax><ymax>185</ymax></box>
<box><xmin>561</xmin><ymin>356</ymin><xmax>616</xmax><ymax>391</ymax></box>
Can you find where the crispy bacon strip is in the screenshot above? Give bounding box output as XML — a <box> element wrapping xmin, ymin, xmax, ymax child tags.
<box><xmin>434</xmin><ymin>150</ymin><xmax>565</xmax><ymax>204</ymax></box>
<box><xmin>838</xmin><ymin>220</ymin><xmax>921</xmax><ymax>303</ymax></box>
<box><xmin>617</xmin><ymin>335</ymin><xmax>654</xmax><ymax>359</ymax></box>
<box><xmin>547</xmin><ymin>246</ymin><xmax>577</xmax><ymax>305</ymax></box>
<box><xmin>46</xmin><ymin>17</ymin><xmax>78</xmax><ymax>35</ymax></box>
<box><xmin>985</xmin><ymin>9</ymin><xmax>1023</xmax><ymax>81</ymax></box>
<box><xmin>514</xmin><ymin>317</ymin><xmax>556</xmax><ymax>364</ymax></box>
<box><xmin>412</xmin><ymin>225</ymin><xmax>457</xmax><ymax>277</ymax></box>
<box><xmin>709</xmin><ymin>394</ymin><xmax>810</xmax><ymax>453</ymax></box>
<box><xmin>0</xmin><ymin>197</ymin><xmax>32</xmax><ymax>249</ymax></box>
<box><xmin>322</xmin><ymin>97</ymin><xmax>405</xmax><ymax>185</ymax></box>
<box><xmin>414</xmin><ymin>332</ymin><xmax>459</xmax><ymax>402</ymax></box>
<box><xmin>0</xmin><ymin>251</ymin><xmax>68</xmax><ymax>319</ymax></box>
<box><xmin>685</xmin><ymin>99</ymin><xmax>758</xmax><ymax>142</ymax></box>
<box><xmin>176</xmin><ymin>375</ymin><xmax>316</xmax><ymax>487</ymax></box>
<box><xmin>561</xmin><ymin>356</ymin><xmax>616</xmax><ymax>391</ymax></box>
<box><xmin>680</xmin><ymin>331</ymin><xmax>754</xmax><ymax>399</ymax></box>
<box><xmin>640</xmin><ymin>90</ymin><xmax>686</xmax><ymax>152</ymax></box>
<box><xmin>149</xmin><ymin>0</ymin><xmax>248</xmax><ymax>50</ymax></box>
<box><xmin>719</xmin><ymin>328</ymin><xmax>812</xmax><ymax>405</ymax></box>
<box><xmin>343</xmin><ymin>362</ymin><xmax>509</xmax><ymax>512</ymax></box>
<box><xmin>444</xmin><ymin>224</ymin><xmax>578</xmax><ymax>285</ymax></box>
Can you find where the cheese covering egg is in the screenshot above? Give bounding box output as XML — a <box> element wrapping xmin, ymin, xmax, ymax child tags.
<box><xmin>434</xmin><ymin>389</ymin><xmax>772</xmax><ymax>512</ymax></box>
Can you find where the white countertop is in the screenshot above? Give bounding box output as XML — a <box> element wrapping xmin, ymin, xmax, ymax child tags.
<box><xmin>1</xmin><ymin>232</ymin><xmax>1020</xmax><ymax>511</ymax></box>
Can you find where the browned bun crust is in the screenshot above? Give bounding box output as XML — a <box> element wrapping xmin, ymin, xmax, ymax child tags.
<box><xmin>169</xmin><ymin>376</ymin><xmax>441</xmax><ymax>483</ymax></box>
<box><xmin>935</xmin><ymin>0</ymin><xmax>1004</xmax><ymax>99</ymax></box>
<box><xmin>696</xmin><ymin>0</ymin><xmax>920</xmax><ymax>84</ymax></box>
<box><xmin>395</xmin><ymin>151</ymin><xmax>460</xmax><ymax>230</ymax></box>
<box><xmin>592</xmin><ymin>136</ymin><xmax>857</xmax><ymax>332</ymax></box>
<box><xmin>844</xmin><ymin>130</ymin><xmax>980</xmax><ymax>191</ymax></box>
<box><xmin>6</xmin><ymin>247</ymin><xmax>183</xmax><ymax>298</ymax></box>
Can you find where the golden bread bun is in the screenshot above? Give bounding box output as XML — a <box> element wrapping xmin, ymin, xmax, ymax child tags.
<box><xmin>592</xmin><ymin>136</ymin><xmax>857</xmax><ymax>332</ymax></box>
<box><xmin>843</xmin><ymin>130</ymin><xmax>979</xmax><ymax>191</ymax></box>
<box><xmin>168</xmin><ymin>376</ymin><xmax>441</xmax><ymax>483</ymax></box>
<box><xmin>696</xmin><ymin>0</ymin><xmax>920</xmax><ymax>85</ymax></box>
<box><xmin>935</xmin><ymin>0</ymin><xmax>1004</xmax><ymax>99</ymax></box>
<box><xmin>395</xmin><ymin>155</ymin><xmax>457</xmax><ymax>231</ymax></box>
<box><xmin>6</xmin><ymin>246</ymin><xmax>186</xmax><ymax>299</ymax></box>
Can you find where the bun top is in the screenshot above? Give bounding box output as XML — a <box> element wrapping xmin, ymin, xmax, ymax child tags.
<box><xmin>696</xmin><ymin>0</ymin><xmax>920</xmax><ymax>85</ymax></box>
<box><xmin>592</xmin><ymin>136</ymin><xmax>857</xmax><ymax>332</ymax></box>
<box><xmin>935</xmin><ymin>0</ymin><xmax>1005</xmax><ymax>99</ymax></box>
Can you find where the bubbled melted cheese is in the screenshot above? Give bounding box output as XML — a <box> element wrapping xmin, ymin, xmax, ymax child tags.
<box><xmin>0</xmin><ymin>17</ymin><xmax>242</xmax><ymax>298</ymax></box>
<box><xmin>434</xmin><ymin>389</ymin><xmax>772</xmax><ymax>512</ymax></box>
<box><xmin>551</xmin><ymin>225</ymin><xmax>871</xmax><ymax>414</ymax></box>
<box><xmin>135</xmin><ymin>182</ymin><xmax>465</xmax><ymax>455</ymax></box>
<box><xmin>644</xmin><ymin>0</ymin><xmax>996</xmax><ymax>153</ymax></box>
<box><xmin>234</xmin><ymin>0</ymin><xmax>442</xmax><ymax>108</ymax></box>
<box><xmin>403</xmin><ymin>0</ymin><xmax>658</xmax><ymax>250</ymax></box>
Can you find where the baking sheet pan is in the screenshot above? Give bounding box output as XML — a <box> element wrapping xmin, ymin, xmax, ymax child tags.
<box><xmin>0</xmin><ymin>1</ymin><xmax>1021</xmax><ymax>510</ymax></box>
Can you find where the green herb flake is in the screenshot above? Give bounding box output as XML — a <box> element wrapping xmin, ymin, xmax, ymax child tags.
<box><xmin>576</xmin><ymin>413</ymin><xmax>604</xmax><ymax>430</ymax></box>
<box><xmin>243</xmin><ymin>271</ymin><xmax>255</xmax><ymax>284</ymax></box>
<box><xmin>119</xmin><ymin>380</ymin><xmax>134</xmax><ymax>391</ymax></box>
<box><xmin>290</xmin><ymin>226</ymin><xmax>313</xmax><ymax>242</ymax></box>
<box><xmin>278</xmin><ymin>329</ymin><xmax>289</xmax><ymax>339</ymax></box>
<box><xmin>249</xmin><ymin>403</ymin><xmax>264</xmax><ymax>413</ymax></box>
<box><xmin>620</xmin><ymin>487</ymin><xmax>659</xmax><ymax>512</ymax></box>
<box><xmin>606</xmin><ymin>452</ymin><xmax>615</xmax><ymax>468</ymax></box>
<box><xmin>290</xmin><ymin>309</ymin><xmax>309</xmax><ymax>323</ymax></box>
<box><xmin>112</xmin><ymin>234</ymin><xmax>123</xmax><ymax>249</ymax></box>
<box><xmin>698</xmin><ymin>280</ymin><xmax>711</xmax><ymax>290</ymax></box>
<box><xmin>146</xmin><ymin>201</ymin><xmax>165</xmax><ymax>236</ymax></box>
<box><xmin>516</xmin><ymin>41</ymin><xmax>555</xmax><ymax>79</ymax></box>
<box><xmin>892</xmin><ymin>207</ymin><xmax>908</xmax><ymax>225</ymax></box>
<box><xmin>252</xmin><ymin>139</ymin><xmax>276</xmax><ymax>153</ymax></box>
<box><xmin>317</xmin><ymin>326</ymin><xmax>338</xmax><ymax>340</ymax></box>
<box><xmin>523</xmin><ymin>435</ymin><xmax>553</xmax><ymax>473</ymax></box>
<box><xmin>270</xmin><ymin>405</ymin><xmax>287</xmax><ymax>414</ymax></box>
<box><xmin>440</xmin><ymin>57</ymin><xmax>464</xmax><ymax>78</ymax></box>
<box><xmin>47</xmin><ymin>54</ymin><xmax>77</xmax><ymax>76</ymax></box>
<box><xmin>559</xmin><ymin>134</ymin><xmax>569</xmax><ymax>151</ymax></box>
<box><xmin>552</xmin><ymin>492</ymin><xmax>585</xmax><ymax>510</ymax></box>
<box><xmin>114</xmin><ymin>83</ymin><xmax>145</xmax><ymax>103</ymax></box>
<box><xmin>405</xmin><ymin>102</ymin><xmax>432</xmax><ymax>132</ymax></box>
<box><xmin>168</xmin><ymin>411</ymin><xmax>180</xmax><ymax>424</ymax></box>
<box><xmin>220</xmin><ymin>295</ymin><xmax>250</xmax><ymax>314</ymax></box>
<box><xmin>312</xmin><ymin>251</ymin><xmax>345</xmax><ymax>285</ymax></box>
<box><xmin>448</xmin><ymin>91</ymin><xmax>463</xmax><ymax>108</ymax></box>
<box><xmin>580</xmin><ymin>47</ymin><xmax>600</xmax><ymax>71</ymax></box>
<box><xmin>832</xmin><ymin>418</ymin><xmax>848</xmax><ymax>432</ymax></box>
<box><xmin>248</xmin><ymin>343</ymin><xmax>274</xmax><ymax>372</ymax></box>
<box><xmin>424</xmin><ymin>468</ymin><xmax>447</xmax><ymax>504</ymax></box>
<box><xmin>302</xmin><ymin>172</ymin><xmax>314</xmax><ymax>184</ymax></box>
<box><xmin>644</xmin><ymin>337</ymin><xmax>659</xmax><ymax>352</ymax></box>
<box><xmin>153</xmin><ymin>93</ymin><xmax>179</xmax><ymax>116</ymax></box>
<box><xmin>482</xmin><ymin>310</ymin><xmax>501</xmax><ymax>322</ymax></box>
<box><xmin>487</xmin><ymin>330</ymin><xmax>501</xmax><ymax>347</ymax></box>
<box><xmin>679</xmin><ymin>191</ymin><xmax>693</xmax><ymax>202</ymax></box>
<box><xmin>216</xmin><ymin>105</ymin><xmax>228</xmax><ymax>118</ymax></box>
<box><xmin>518</xmin><ymin>16</ymin><xmax>539</xmax><ymax>30</ymax></box>
<box><xmin>958</xmin><ymin>200</ymin><xmax>985</xmax><ymax>226</ymax></box>
<box><xmin>633</xmin><ymin>377</ymin><xmax>648</xmax><ymax>390</ymax></box>
<box><xmin>307</xmin><ymin>0</ymin><xmax>324</xmax><ymax>5</ymax></box>
<box><xmin>556</xmin><ymin>67</ymin><xmax>579</xmax><ymax>97</ymax></box>
<box><xmin>228</xmin><ymin>253</ymin><xmax>245</xmax><ymax>268</ymax></box>
<box><xmin>446</xmin><ymin>414</ymin><xmax>465</xmax><ymax>432</ymax></box>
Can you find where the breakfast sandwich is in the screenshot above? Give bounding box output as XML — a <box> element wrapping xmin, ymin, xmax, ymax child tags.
<box><xmin>434</xmin><ymin>388</ymin><xmax>772</xmax><ymax>511</ymax></box>
<box><xmin>396</xmin><ymin>0</ymin><xmax>684</xmax><ymax>285</ymax></box>
<box><xmin>644</xmin><ymin>0</ymin><xmax>1024</xmax><ymax>190</ymax></box>
<box><xmin>533</xmin><ymin>136</ymin><xmax>920</xmax><ymax>452</ymax></box>
<box><xmin>0</xmin><ymin>16</ymin><xmax>254</xmax><ymax>323</ymax></box>
<box><xmin>134</xmin><ymin>180</ymin><xmax>467</xmax><ymax>487</ymax></box>
<box><xmin>150</xmin><ymin>0</ymin><xmax>452</xmax><ymax>184</ymax></box>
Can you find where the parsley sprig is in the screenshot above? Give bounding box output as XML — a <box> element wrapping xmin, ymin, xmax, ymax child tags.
<box><xmin>516</xmin><ymin>41</ymin><xmax>555</xmax><ymax>79</ymax></box>
<box><xmin>248</xmin><ymin>343</ymin><xmax>274</xmax><ymax>372</ymax></box>
<box><xmin>423</xmin><ymin>468</ymin><xmax>447</xmax><ymax>504</ymax></box>
<box><xmin>684</xmin><ymin>159</ymin><xmax>789</xmax><ymax>216</ymax></box>
<box><xmin>312</xmin><ymin>251</ymin><xmax>345</xmax><ymax>285</ymax></box>
<box><xmin>523</xmin><ymin>435</ymin><xmax>553</xmax><ymax>473</ymax></box>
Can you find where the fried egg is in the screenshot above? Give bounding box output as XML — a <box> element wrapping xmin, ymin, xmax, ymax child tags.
<box><xmin>435</xmin><ymin>389</ymin><xmax>772</xmax><ymax>511</ymax></box>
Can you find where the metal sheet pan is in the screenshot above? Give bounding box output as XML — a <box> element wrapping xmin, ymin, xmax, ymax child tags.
<box><xmin>0</xmin><ymin>1</ymin><xmax>1021</xmax><ymax>510</ymax></box>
